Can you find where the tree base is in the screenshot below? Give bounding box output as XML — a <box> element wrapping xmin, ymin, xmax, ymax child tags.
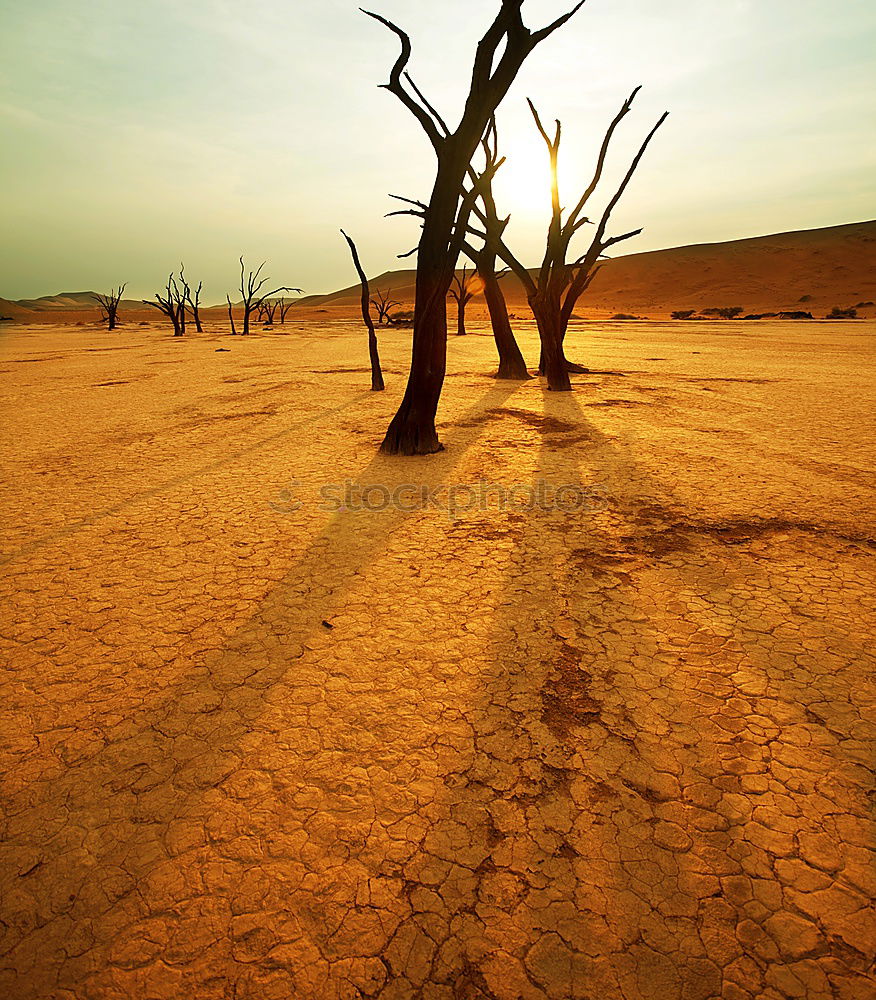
<box><xmin>538</xmin><ymin>360</ymin><xmax>589</xmax><ymax>375</ymax></box>
<box><xmin>494</xmin><ymin>365</ymin><xmax>534</xmax><ymax>381</ymax></box>
<box><xmin>379</xmin><ymin>417</ymin><xmax>444</xmax><ymax>456</ymax></box>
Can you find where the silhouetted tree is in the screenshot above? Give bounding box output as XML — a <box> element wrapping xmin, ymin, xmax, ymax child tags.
<box><xmin>236</xmin><ymin>257</ymin><xmax>301</xmax><ymax>336</ymax></box>
<box><xmin>341</xmin><ymin>229</ymin><xmax>385</xmax><ymax>391</ymax></box>
<box><xmin>371</xmin><ymin>288</ymin><xmax>401</xmax><ymax>325</ymax></box>
<box><xmin>364</xmin><ymin>0</ymin><xmax>585</xmax><ymax>454</ymax></box>
<box><xmin>257</xmin><ymin>299</ymin><xmax>280</xmax><ymax>326</ymax></box>
<box><xmin>144</xmin><ymin>271</ymin><xmax>187</xmax><ymax>336</ymax></box>
<box><xmin>463</xmin><ymin>92</ymin><xmax>667</xmax><ymax>389</ymax></box>
<box><xmin>461</xmin><ymin>119</ymin><xmax>531</xmax><ymax>379</ymax></box>
<box><xmin>672</xmin><ymin>309</ymin><xmax>696</xmax><ymax>320</ymax></box>
<box><xmin>226</xmin><ymin>295</ymin><xmax>237</xmax><ymax>335</ymax></box>
<box><xmin>448</xmin><ymin>265</ymin><xmax>478</xmax><ymax>336</ymax></box>
<box><xmin>277</xmin><ymin>297</ymin><xmax>295</xmax><ymax>324</ymax></box>
<box><xmin>182</xmin><ymin>267</ymin><xmax>203</xmax><ymax>332</ymax></box>
<box><xmin>94</xmin><ymin>285</ymin><xmax>126</xmax><ymax>331</ymax></box>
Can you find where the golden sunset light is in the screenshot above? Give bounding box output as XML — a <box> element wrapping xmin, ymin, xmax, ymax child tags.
<box><xmin>1</xmin><ymin>2</ymin><xmax>874</xmax><ymax>998</ymax></box>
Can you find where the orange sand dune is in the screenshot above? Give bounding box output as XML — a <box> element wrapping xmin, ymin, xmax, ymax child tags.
<box><xmin>3</xmin><ymin>220</ymin><xmax>874</xmax><ymax>326</ymax></box>
<box><xmin>296</xmin><ymin>219</ymin><xmax>876</xmax><ymax>321</ymax></box>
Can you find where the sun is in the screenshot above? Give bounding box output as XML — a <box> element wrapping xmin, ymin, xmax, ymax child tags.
<box><xmin>491</xmin><ymin>140</ymin><xmax>553</xmax><ymax>220</ymax></box>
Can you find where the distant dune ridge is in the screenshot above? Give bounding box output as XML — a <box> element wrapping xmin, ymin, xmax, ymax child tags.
<box><xmin>3</xmin><ymin>220</ymin><xmax>874</xmax><ymax>325</ymax></box>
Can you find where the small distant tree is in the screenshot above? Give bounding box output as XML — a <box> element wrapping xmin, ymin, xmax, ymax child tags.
<box><xmin>448</xmin><ymin>266</ymin><xmax>478</xmax><ymax>336</ymax></box>
<box><xmin>226</xmin><ymin>294</ymin><xmax>237</xmax><ymax>335</ymax></box>
<box><xmin>671</xmin><ymin>309</ymin><xmax>696</xmax><ymax>320</ymax></box>
<box><xmin>340</xmin><ymin>229</ymin><xmax>385</xmax><ymax>391</ymax></box>
<box><xmin>371</xmin><ymin>288</ymin><xmax>401</xmax><ymax>325</ymax></box>
<box><xmin>258</xmin><ymin>299</ymin><xmax>280</xmax><ymax>326</ymax></box>
<box><xmin>145</xmin><ymin>271</ymin><xmax>187</xmax><ymax>336</ymax></box>
<box><xmin>277</xmin><ymin>297</ymin><xmax>295</xmax><ymax>324</ymax></box>
<box><xmin>827</xmin><ymin>306</ymin><xmax>857</xmax><ymax>319</ymax></box>
<box><xmin>94</xmin><ymin>284</ymin><xmax>126</xmax><ymax>330</ymax></box>
<box><xmin>236</xmin><ymin>257</ymin><xmax>301</xmax><ymax>336</ymax></box>
<box><xmin>182</xmin><ymin>267</ymin><xmax>204</xmax><ymax>332</ymax></box>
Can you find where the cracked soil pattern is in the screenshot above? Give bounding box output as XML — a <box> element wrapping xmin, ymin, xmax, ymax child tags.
<box><xmin>0</xmin><ymin>320</ymin><xmax>874</xmax><ymax>1000</ymax></box>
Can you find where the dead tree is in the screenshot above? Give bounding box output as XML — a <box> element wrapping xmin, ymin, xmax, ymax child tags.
<box><xmin>258</xmin><ymin>299</ymin><xmax>280</xmax><ymax>326</ymax></box>
<box><xmin>398</xmin><ymin>133</ymin><xmax>530</xmax><ymax>379</ymax></box>
<box><xmin>94</xmin><ymin>285</ymin><xmax>126</xmax><ymax>331</ymax></box>
<box><xmin>226</xmin><ymin>295</ymin><xmax>237</xmax><ymax>335</ymax></box>
<box><xmin>144</xmin><ymin>271</ymin><xmax>188</xmax><ymax>336</ymax></box>
<box><xmin>341</xmin><ymin>229</ymin><xmax>385</xmax><ymax>391</ymax></box>
<box><xmin>448</xmin><ymin>265</ymin><xmax>478</xmax><ymax>336</ymax></box>
<box><xmin>172</xmin><ymin>264</ymin><xmax>190</xmax><ymax>335</ymax></box>
<box><xmin>370</xmin><ymin>287</ymin><xmax>401</xmax><ymax>325</ymax></box>
<box><xmin>364</xmin><ymin>0</ymin><xmax>585</xmax><ymax>454</ymax></box>
<box><xmin>237</xmin><ymin>257</ymin><xmax>301</xmax><ymax>336</ymax></box>
<box><xmin>462</xmin><ymin>92</ymin><xmax>667</xmax><ymax>390</ymax></box>
<box><xmin>478</xmin><ymin>266</ymin><xmax>530</xmax><ymax>378</ymax></box>
<box><xmin>182</xmin><ymin>267</ymin><xmax>204</xmax><ymax>332</ymax></box>
<box><xmin>465</xmin><ymin>121</ymin><xmax>531</xmax><ymax>379</ymax></box>
<box><xmin>277</xmin><ymin>298</ymin><xmax>295</xmax><ymax>325</ymax></box>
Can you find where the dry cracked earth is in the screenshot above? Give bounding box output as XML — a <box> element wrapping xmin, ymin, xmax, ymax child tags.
<box><xmin>0</xmin><ymin>319</ymin><xmax>874</xmax><ymax>1000</ymax></box>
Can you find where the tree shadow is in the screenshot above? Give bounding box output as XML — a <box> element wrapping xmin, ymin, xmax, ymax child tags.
<box><xmin>3</xmin><ymin>375</ymin><xmax>870</xmax><ymax>1000</ymax></box>
<box><xmin>397</xmin><ymin>385</ymin><xmax>874</xmax><ymax>999</ymax></box>
<box><xmin>0</xmin><ymin>381</ymin><xmax>527</xmax><ymax>999</ymax></box>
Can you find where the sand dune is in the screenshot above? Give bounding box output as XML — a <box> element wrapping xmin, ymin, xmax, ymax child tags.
<box><xmin>3</xmin><ymin>220</ymin><xmax>874</xmax><ymax>326</ymax></box>
<box><xmin>298</xmin><ymin>219</ymin><xmax>876</xmax><ymax>320</ymax></box>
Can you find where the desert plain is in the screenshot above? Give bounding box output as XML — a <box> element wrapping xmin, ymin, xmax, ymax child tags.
<box><xmin>0</xmin><ymin>312</ymin><xmax>874</xmax><ymax>999</ymax></box>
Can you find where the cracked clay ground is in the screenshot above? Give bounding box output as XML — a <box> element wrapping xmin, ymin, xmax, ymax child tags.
<box><xmin>1</xmin><ymin>319</ymin><xmax>874</xmax><ymax>1000</ymax></box>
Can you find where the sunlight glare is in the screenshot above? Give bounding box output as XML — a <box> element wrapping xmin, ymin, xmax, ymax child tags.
<box><xmin>492</xmin><ymin>138</ymin><xmax>553</xmax><ymax>221</ymax></box>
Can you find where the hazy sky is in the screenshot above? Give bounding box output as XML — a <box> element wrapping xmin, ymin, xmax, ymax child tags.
<box><xmin>1</xmin><ymin>0</ymin><xmax>874</xmax><ymax>300</ymax></box>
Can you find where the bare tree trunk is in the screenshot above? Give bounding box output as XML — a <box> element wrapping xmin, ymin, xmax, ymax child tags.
<box><xmin>531</xmin><ymin>297</ymin><xmax>571</xmax><ymax>391</ymax></box>
<box><xmin>341</xmin><ymin>229</ymin><xmax>385</xmax><ymax>392</ymax></box>
<box><xmin>382</xmin><ymin>164</ymin><xmax>460</xmax><ymax>454</ymax></box>
<box><xmin>537</xmin><ymin>341</ymin><xmax>587</xmax><ymax>375</ymax></box>
<box><xmin>226</xmin><ymin>295</ymin><xmax>237</xmax><ymax>335</ymax></box>
<box><xmin>479</xmin><ymin>265</ymin><xmax>530</xmax><ymax>380</ymax></box>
